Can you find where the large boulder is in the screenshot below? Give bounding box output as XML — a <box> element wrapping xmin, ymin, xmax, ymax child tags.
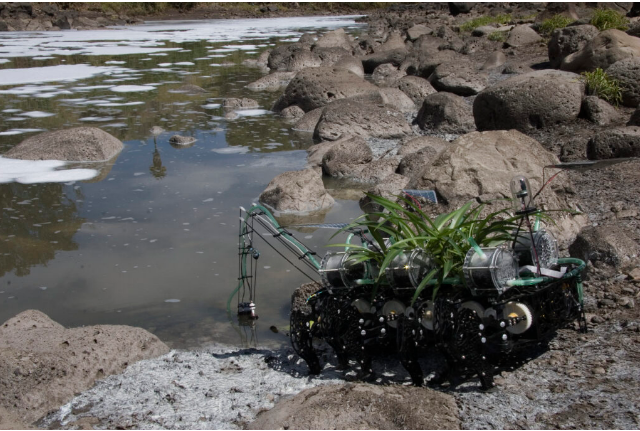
<box><xmin>371</xmin><ymin>63</ymin><xmax>407</xmax><ymax>86</ymax></box>
<box><xmin>374</xmin><ymin>32</ymin><xmax>407</xmax><ymax>53</ymax></box>
<box><xmin>606</xmin><ymin>57</ymin><xmax>640</xmax><ymax>107</ymax></box>
<box><xmin>314</xmin><ymin>46</ymin><xmax>352</xmax><ymax>66</ymax></box>
<box><xmin>473</xmin><ymin>70</ymin><xmax>584</xmax><ymax>132</ymax></box>
<box><xmin>293</xmin><ymin>107</ymin><xmax>324</xmax><ymax>132</ymax></box>
<box><xmin>307</xmin><ymin>135</ymin><xmax>367</xmax><ymax>168</ymax></box>
<box><xmin>314</xmin><ymin>28</ymin><xmax>352</xmax><ymax>51</ymax></box>
<box><xmin>429</xmin><ymin>61</ymin><xmax>488</xmax><ymax>96</ymax></box>
<box><xmin>4</xmin><ymin>127</ymin><xmax>123</xmax><ymax>162</ymax></box>
<box><xmin>505</xmin><ymin>25</ymin><xmax>543</xmax><ymax>48</ymax></box>
<box><xmin>378</xmin><ymin>88</ymin><xmax>417</xmax><ymax>113</ymax></box>
<box><xmin>272</xmin><ymin>67</ymin><xmax>380</xmax><ymax>112</ymax></box>
<box><xmin>0</xmin><ymin>310</ymin><xmax>169</xmax><ymax>425</ymax></box>
<box><xmin>560</xmin><ymin>29</ymin><xmax>640</xmax><ymax>72</ymax></box>
<box><xmin>395</xmin><ymin>75</ymin><xmax>437</xmax><ymax>106</ymax></box>
<box><xmin>397</xmin><ymin>147</ymin><xmax>440</xmax><ymax>177</ymax></box>
<box><xmin>579</xmin><ymin>96</ymin><xmax>621</xmax><ymax>126</ymax></box>
<box><xmin>359</xmin><ymin>173</ymin><xmax>411</xmax><ymax>214</ymax></box>
<box><xmin>569</xmin><ymin>224</ymin><xmax>640</xmax><ymax>268</ymax></box>
<box><xmin>314</xmin><ymin>99</ymin><xmax>412</xmax><ymax>141</ymax></box>
<box><xmin>360</xmin><ymin>49</ymin><xmax>408</xmax><ymax>74</ymax></box>
<box><xmin>628</xmin><ymin>106</ymin><xmax>640</xmax><ymax>126</ymax></box>
<box><xmin>587</xmin><ymin>126</ymin><xmax>640</xmax><ymax>159</ymax></box>
<box><xmin>397</xmin><ymin>135</ymin><xmax>449</xmax><ymax>156</ymax></box>
<box><xmin>321</xmin><ymin>136</ymin><xmax>373</xmax><ymax>177</ymax></box>
<box><xmin>246</xmin><ymin>72</ymin><xmax>296</xmax><ymax>91</ymax></box>
<box><xmin>247</xmin><ymin>383</ymin><xmax>459</xmax><ymax>430</ymax></box>
<box><xmin>267</xmin><ymin>43</ymin><xmax>321</xmax><ymax>72</ymax></box>
<box><xmin>407</xmin><ymin>24</ymin><xmax>433</xmax><ymax>41</ymax></box>
<box><xmin>259</xmin><ymin>169</ymin><xmax>334</xmax><ymax>213</ymax></box>
<box><xmin>403</xmin><ymin>49</ymin><xmax>465</xmax><ymax>79</ymax></box>
<box><xmin>333</xmin><ymin>55</ymin><xmax>364</xmax><ymax>78</ymax></box>
<box><xmin>416</xmin><ymin>92</ymin><xmax>476</xmax><ymax>134</ymax></box>
<box><xmin>548</xmin><ymin>25</ymin><xmax>600</xmax><ymax>69</ymax></box>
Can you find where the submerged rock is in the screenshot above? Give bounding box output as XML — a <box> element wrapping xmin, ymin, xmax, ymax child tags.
<box><xmin>259</xmin><ymin>168</ymin><xmax>334</xmax><ymax>213</ymax></box>
<box><xmin>175</xmin><ymin>84</ymin><xmax>207</xmax><ymax>94</ymax></box>
<box><xmin>169</xmin><ymin>135</ymin><xmax>197</xmax><ymax>147</ymax></box>
<box><xmin>4</xmin><ymin>127</ymin><xmax>123</xmax><ymax>162</ymax></box>
<box><xmin>246</xmin><ymin>72</ymin><xmax>296</xmax><ymax>91</ymax></box>
<box><xmin>222</xmin><ymin>98</ymin><xmax>259</xmax><ymax>109</ymax></box>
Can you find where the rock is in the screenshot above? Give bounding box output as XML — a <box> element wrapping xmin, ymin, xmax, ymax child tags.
<box><xmin>397</xmin><ymin>147</ymin><xmax>440</xmax><ymax>177</ymax></box>
<box><xmin>587</xmin><ymin>126</ymin><xmax>640</xmax><ymax>159</ymax></box>
<box><xmin>480</xmin><ymin>51</ymin><xmax>507</xmax><ymax>70</ymax></box>
<box><xmin>293</xmin><ymin>107</ymin><xmax>324</xmax><ymax>132</ymax></box>
<box><xmin>560</xmin><ymin>29</ymin><xmax>640</xmax><ymax>73</ymax></box>
<box><xmin>580</xmin><ymin>96</ymin><xmax>621</xmax><ymax>126</ymax></box>
<box><xmin>628</xmin><ymin>267</ymin><xmax>640</xmax><ymax>280</ymax></box>
<box><xmin>353</xmin><ymin>157</ymin><xmax>403</xmax><ymax>184</ymax></box>
<box><xmin>407</xmin><ymin>24</ymin><xmax>433</xmax><ymax>41</ymax></box>
<box><xmin>397</xmin><ymin>136</ymin><xmax>449</xmax><ymax>156</ymax></box>
<box><xmin>267</xmin><ymin>43</ymin><xmax>321</xmax><ymax>72</ymax></box>
<box><xmin>307</xmin><ymin>136</ymin><xmax>356</xmax><ymax>168</ymax></box>
<box><xmin>246</xmin><ymin>71</ymin><xmax>296</xmax><ymax>91</ymax></box>
<box><xmin>149</xmin><ymin>126</ymin><xmax>165</xmax><ymax>136</ymax></box>
<box><xmin>259</xmin><ymin>169</ymin><xmax>334</xmax><ymax>213</ymax></box>
<box><xmin>256</xmin><ymin>49</ymin><xmax>271</xmax><ymax>67</ymax></box>
<box><xmin>395</xmin><ymin>75</ymin><xmax>437</xmax><ymax>106</ymax></box>
<box><xmin>169</xmin><ymin>135</ymin><xmax>196</xmax><ymax>146</ymax></box>
<box><xmin>314</xmin><ymin>28</ymin><xmax>352</xmax><ymax>51</ymax></box>
<box><xmin>247</xmin><ymin>383</ymin><xmax>460</xmax><ymax>430</ymax></box>
<box><xmin>222</xmin><ymin>98</ymin><xmax>259</xmax><ymax>109</ymax></box>
<box><xmin>359</xmin><ymin>173</ymin><xmax>411</xmax><ymax>214</ymax></box>
<box><xmin>314</xmin><ymin>46</ymin><xmax>352</xmax><ymax>66</ymax></box>
<box><xmin>505</xmin><ymin>25</ymin><xmax>543</xmax><ymax>48</ymax></box>
<box><xmin>416</xmin><ymin>92</ymin><xmax>475</xmax><ymax>134</ymax></box>
<box><xmin>52</xmin><ymin>14</ymin><xmax>70</xmax><ymax>30</ymax></box>
<box><xmin>314</xmin><ymin>99</ymin><xmax>411</xmax><ymax>141</ymax></box>
<box><xmin>378</xmin><ymin>87</ymin><xmax>417</xmax><ymax>113</ymax></box>
<box><xmin>360</xmin><ymin>49</ymin><xmax>408</xmax><ymax>74</ymax></box>
<box><xmin>291</xmin><ymin>282</ymin><xmax>322</xmax><ymax>315</ymax></box>
<box><xmin>536</xmin><ymin>3</ymin><xmax>579</xmax><ymax>22</ymax></box>
<box><xmin>298</xmin><ymin>33</ymin><xmax>316</xmax><ymax>46</ymax></box>
<box><xmin>4</xmin><ymin>127</ymin><xmax>123</xmax><ymax>162</ymax></box>
<box><xmin>472</xmin><ymin>25</ymin><xmax>499</xmax><ymax>37</ymax></box>
<box><xmin>322</xmin><ymin>136</ymin><xmax>374</xmax><ymax>177</ymax></box>
<box><xmin>628</xmin><ymin>106</ymin><xmax>640</xmax><ymax>126</ymax></box>
<box><xmin>569</xmin><ymin>224</ymin><xmax>640</xmax><ymax>267</ymax></box>
<box><xmin>375</xmin><ymin>32</ymin><xmax>407</xmax><ymax>53</ymax></box>
<box><xmin>174</xmin><ymin>84</ymin><xmax>207</xmax><ymax>94</ymax></box>
<box><xmin>407</xmin><ymin>130</ymin><xmax>578</xmax><ymax>216</ymax></box>
<box><xmin>372</xmin><ymin>63</ymin><xmax>406</xmax><ymax>86</ymax></box>
<box><xmin>473</xmin><ymin>69</ymin><xmax>584</xmax><ymax>132</ymax></box>
<box><xmin>0</xmin><ymin>310</ymin><xmax>169</xmax><ymax>425</ymax></box>
<box><xmin>281</xmin><ymin>105</ymin><xmax>305</xmax><ymax>120</ymax></box>
<box><xmin>273</xmin><ymin>67</ymin><xmax>380</xmax><ymax>113</ymax></box>
<box><xmin>548</xmin><ymin>25</ymin><xmax>600</xmax><ymax>69</ymax></box>
<box><xmin>429</xmin><ymin>61</ymin><xmax>488</xmax><ymax>96</ymax></box>
<box><xmin>502</xmin><ymin>62</ymin><xmax>535</xmax><ymax>75</ymax></box>
<box><xmin>606</xmin><ymin>57</ymin><xmax>640</xmax><ymax>107</ymax></box>
<box><xmin>592</xmin><ymin>367</ymin><xmax>607</xmax><ymax>375</ymax></box>
<box><xmin>333</xmin><ymin>55</ymin><xmax>364</xmax><ymax>78</ymax></box>
<box><xmin>403</xmin><ymin>49</ymin><xmax>465</xmax><ymax>79</ymax></box>
<box><xmin>435</xmin><ymin>25</ymin><xmax>467</xmax><ymax>53</ymax></box>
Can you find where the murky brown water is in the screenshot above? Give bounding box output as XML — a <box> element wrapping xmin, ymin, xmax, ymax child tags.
<box><xmin>0</xmin><ymin>17</ymin><xmax>366</xmax><ymax>348</ymax></box>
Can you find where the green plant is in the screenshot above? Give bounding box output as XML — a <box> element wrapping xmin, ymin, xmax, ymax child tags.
<box><xmin>459</xmin><ymin>14</ymin><xmax>512</xmax><ymax>32</ymax></box>
<box><xmin>488</xmin><ymin>31</ymin><xmax>507</xmax><ymax>42</ymax></box>
<box><xmin>590</xmin><ymin>8</ymin><xmax>629</xmax><ymax>31</ymax></box>
<box><xmin>539</xmin><ymin>14</ymin><xmax>575</xmax><ymax>36</ymax></box>
<box><xmin>581</xmin><ymin>68</ymin><xmax>623</xmax><ymax>105</ymax></box>
<box><xmin>329</xmin><ymin>194</ymin><xmax>546</xmax><ymax>304</ymax></box>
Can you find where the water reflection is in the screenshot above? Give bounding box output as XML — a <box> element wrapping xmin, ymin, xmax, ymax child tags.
<box><xmin>0</xmin><ymin>182</ymin><xmax>84</xmax><ymax>277</ymax></box>
<box><xmin>150</xmin><ymin>141</ymin><xmax>167</xmax><ymax>179</ymax></box>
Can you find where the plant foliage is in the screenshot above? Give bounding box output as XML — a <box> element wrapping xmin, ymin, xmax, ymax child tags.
<box><xmin>581</xmin><ymin>68</ymin><xmax>623</xmax><ymax>105</ymax></box>
<box><xmin>487</xmin><ymin>31</ymin><xmax>507</xmax><ymax>42</ymax></box>
<box><xmin>459</xmin><ymin>14</ymin><xmax>512</xmax><ymax>32</ymax></box>
<box><xmin>539</xmin><ymin>14</ymin><xmax>575</xmax><ymax>36</ymax></box>
<box><xmin>590</xmin><ymin>8</ymin><xmax>629</xmax><ymax>31</ymax></box>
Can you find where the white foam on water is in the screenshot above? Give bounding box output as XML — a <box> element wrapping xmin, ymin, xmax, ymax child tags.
<box><xmin>17</xmin><ymin>111</ymin><xmax>55</xmax><ymax>118</ymax></box>
<box><xmin>0</xmin><ymin>59</ymin><xmax>10</xmax><ymax>64</ymax></box>
<box><xmin>95</xmin><ymin>101</ymin><xmax>145</xmax><ymax>107</ymax></box>
<box><xmin>193</xmin><ymin>57</ymin><xmax>210</xmax><ymax>61</ymax></box>
<box><xmin>71</xmin><ymin>85</ymin><xmax>113</xmax><ymax>91</ymax></box>
<box><xmin>174</xmin><ymin>61</ymin><xmax>195</xmax><ymax>66</ymax></box>
<box><xmin>211</xmin><ymin>146</ymin><xmax>250</xmax><ymax>154</ymax></box>
<box><xmin>79</xmin><ymin>116</ymin><xmax>116</xmax><ymax>122</ymax></box>
<box><xmin>0</xmin><ymin>128</ymin><xmax>44</xmax><ymax>136</ymax></box>
<box><xmin>148</xmin><ymin>53</ymin><xmax>168</xmax><ymax>56</ymax></box>
<box><xmin>222</xmin><ymin>44</ymin><xmax>258</xmax><ymax>50</ymax></box>
<box><xmin>207</xmin><ymin>54</ymin><xmax>227</xmax><ymax>58</ymax></box>
<box><xmin>201</xmin><ymin>103</ymin><xmax>221</xmax><ymax>109</ymax></box>
<box><xmin>105</xmin><ymin>60</ymin><xmax>126</xmax><ymax>65</ymax></box>
<box><xmin>2</xmin><ymin>108</ymin><xmax>21</xmax><ymax>113</ymax></box>
<box><xmin>208</xmin><ymin>48</ymin><xmax>237</xmax><ymax>53</ymax></box>
<box><xmin>33</xmin><ymin>56</ymin><xmax>56</xmax><ymax>60</ymax></box>
<box><xmin>0</xmin><ymin>64</ymin><xmax>118</xmax><ymax>86</ymax></box>
<box><xmin>110</xmin><ymin>85</ymin><xmax>156</xmax><ymax>93</ymax></box>
<box><xmin>158</xmin><ymin>63</ymin><xmax>172</xmax><ymax>67</ymax></box>
<box><xmin>0</xmin><ymin>156</ymin><xmax>99</xmax><ymax>184</ymax></box>
<box><xmin>164</xmin><ymin>299</ymin><xmax>180</xmax><ymax>303</ymax></box>
<box><xmin>234</xmin><ymin>109</ymin><xmax>271</xmax><ymax>117</ymax></box>
<box><xmin>0</xmin><ymin>85</ymin><xmax>60</xmax><ymax>95</ymax></box>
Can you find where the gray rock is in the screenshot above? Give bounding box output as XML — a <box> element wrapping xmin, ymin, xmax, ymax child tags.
<box><xmin>371</xmin><ymin>63</ymin><xmax>406</xmax><ymax>86</ymax></box>
<box><xmin>314</xmin><ymin>28</ymin><xmax>352</xmax><ymax>51</ymax></box>
<box><xmin>502</xmin><ymin>62</ymin><xmax>535</xmax><ymax>75</ymax></box>
<box><xmin>293</xmin><ymin>107</ymin><xmax>324</xmax><ymax>132</ymax></box>
<box><xmin>416</xmin><ymin>92</ymin><xmax>476</xmax><ymax>134</ymax></box>
<box><xmin>359</xmin><ymin>173</ymin><xmax>411</xmax><ymax>214</ymax></box>
<box><xmin>374</xmin><ymin>32</ymin><xmax>407</xmax><ymax>53</ymax></box>
<box><xmin>223</xmin><ymin>98</ymin><xmax>259</xmax><ymax>109</ymax></box>
<box><xmin>313</xmin><ymin>46</ymin><xmax>352</xmax><ymax>66</ymax></box>
<box><xmin>267</xmin><ymin>43</ymin><xmax>321</xmax><ymax>72</ymax></box>
<box><xmin>480</xmin><ymin>51</ymin><xmax>507</xmax><ymax>70</ymax></box>
<box><xmin>246</xmin><ymin>72</ymin><xmax>296</xmax><ymax>91</ymax></box>
<box><xmin>259</xmin><ymin>169</ymin><xmax>334</xmax><ymax>213</ymax></box>
<box><xmin>397</xmin><ymin>147</ymin><xmax>440</xmax><ymax>177</ymax></box>
<box><xmin>580</xmin><ymin>96</ymin><xmax>621</xmax><ymax>126</ymax></box>
<box><xmin>395</xmin><ymin>75</ymin><xmax>437</xmax><ymax>106</ymax></box>
<box><xmin>429</xmin><ymin>61</ymin><xmax>488</xmax><ymax>96</ymax></box>
<box><xmin>257</xmin><ymin>49</ymin><xmax>271</xmax><ymax>67</ymax></box>
<box><xmin>403</xmin><ymin>49</ymin><xmax>465</xmax><ymax>78</ymax></box>
<box><xmin>434</xmin><ymin>25</ymin><xmax>466</xmax><ymax>53</ymax></box>
<box><xmin>628</xmin><ymin>106</ymin><xmax>640</xmax><ymax>126</ymax></box>
<box><xmin>175</xmin><ymin>84</ymin><xmax>207</xmax><ymax>94</ymax></box>
<box><xmin>298</xmin><ymin>33</ymin><xmax>316</xmax><ymax>46</ymax></box>
<box><xmin>505</xmin><ymin>25</ymin><xmax>543</xmax><ymax>48</ymax></box>
<box><xmin>397</xmin><ymin>136</ymin><xmax>449</xmax><ymax>156</ymax></box>
<box><xmin>548</xmin><ymin>25</ymin><xmax>600</xmax><ymax>69</ymax></box>
<box><xmin>474</xmin><ymin>69</ymin><xmax>584</xmax><ymax>132</ymax></box>
<box><xmin>5</xmin><ymin>127</ymin><xmax>123</xmax><ymax>162</ymax></box>
<box><xmin>333</xmin><ymin>55</ymin><xmax>364</xmax><ymax>78</ymax></box>
<box><xmin>587</xmin><ymin>126</ymin><xmax>640</xmax><ymax>159</ymax></box>
<box><xmin>273</xmin><ymin>67</ymin><xmax>380</xmax><ymax>112</ymax></box>
<box><xmin>407</xmin><ymin>24</ymin><xmax>433</xmax><ymax>41</ymax></box>
<box><xmin>378</xmin><ymin>87</ymin><xmax>416</xmax><ymax>113</ymax></box>
<box><xmin>314</xmin><ymin>99</ymin><xmax>411</xmax><ymax>141</ymax></box>
<box><xmin>354</xmin><ymin>157</ymin><xmax>402</xmax><ymax>184</ymax></box>
<box><xmin>169</xmin><ymin>135</ymin><xmax>196</xmax><ymax>146</ymax></box>
<box><xmin>449</xmin><ymin>2</ymin><xmax>475</xmax><ymax>15</ymax></box>
<box><xmin>322</xmin><ymin>136</ymin><xmax>373</xmax><ymax>177</ymax></box>
<box><xmin>360</xmin><ymin>49</ymin><xmax>408</xmax><ymax>74</ymax></box>
<box><xmin>307</xmin><ymin>136</ymin><xmax>357</xmax><ymax>168</ymax></box>
<box><xmin>281</xmin><ymin>105</ymin><xmax>305</xmax><ymax>120</ymax></box>
<box><xmin>472</xmin><ymin>25</ymin><xmax>498</xmax><ymax>37</ymax></box>
<box><xmin>536</xmin><ymin>2</ymin><xmax>579</xmax><ymax>22</ymax></box>
<box><xmin>561</xmin><ymin>29</ymin><xmax>640</xmax><ymax>73</ymax></box>
<box><xmin>606</xmin><ymin>57</ymin><xmax>640</xmax><ymax>107</ymax></box>
<box><xmin>570</xmin><ymin>224</ymin><xmax>640</xmax><ymax>268</ymax></box>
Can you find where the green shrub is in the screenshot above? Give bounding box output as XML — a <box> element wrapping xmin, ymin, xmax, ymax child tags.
<box><xmin>539</xmin><ymin>14</ymin><xmax>575</xmax><ymax>36</ymax></box>
<box><xmin>487</xmin><ymin>31</ymin><xmax>507</xmax><ymax>42</ymax></box>
<box><xmin>590</xmin><ymin>8</ymin><xmax>629</xmax><ymax>31</ymax></box>
<box><xmin>581</xmin><ymin>68</ymin><xmax>623</xmax><ymax>105</ymax></box>
<box><xmin>459</xmin><ymin>14</ymin><xmax>512</xmax><ymax>32</ymax></box>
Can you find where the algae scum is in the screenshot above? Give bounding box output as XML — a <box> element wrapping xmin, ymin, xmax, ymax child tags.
<box><xmin>0</xmin><ymin>16</ymin><xmax>365</xmax><ymax>348</ymax></box>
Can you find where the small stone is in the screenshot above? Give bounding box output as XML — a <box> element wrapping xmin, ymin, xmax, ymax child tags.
<box><xmin>592</xmin><ymin>367</ymin><xmax>606</xmax><ymax>375</ymax></box>
<box><xmin>617</xmin><ymin>209</ymin><xmax>638</xmax><ymax>219</ymax></box>
<box><xmin>627</xmin><ymin>268</ymin><xmax>640</xmax><ymax>280</ymax></box>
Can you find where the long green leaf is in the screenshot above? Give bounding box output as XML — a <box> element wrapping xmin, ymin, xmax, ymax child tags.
<box><xmin>410</xmin><ymin>268</ymin><xmax>439</xmax><ymax>306</ymax></box>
